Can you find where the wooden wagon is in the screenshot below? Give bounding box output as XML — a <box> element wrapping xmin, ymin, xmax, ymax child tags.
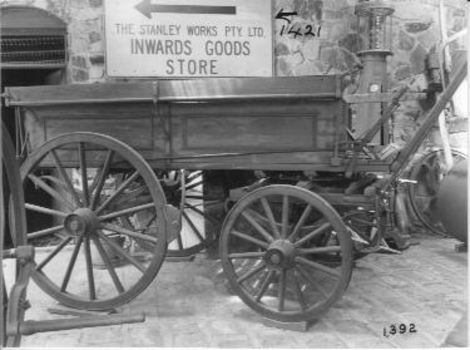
<box><xmin>2</xmin><ymin>61</ymin><xmax>466</xmax><ymax>323</ymax></box>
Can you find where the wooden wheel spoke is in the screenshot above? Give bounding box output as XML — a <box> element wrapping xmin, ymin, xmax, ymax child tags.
<box><xmin>98</xmin><ymin>202</ymin><xmax>155</xmax><ymax>222</ymax></box>
<box><xmin>278</xmin><ymin>269</ymin><xmax>287</xmax><ymax>312</ymax></box>
<box><xmin>260</xmin><ymin>197</ymin><xmax>281</xmax><ymax>239</ymax></box>
<box><xmin>293</xmin><ymin>270</ymin><xmax>307</xmax><ymax>311</ymax></box>
<box><xmin>295</xmin><ymin>256</ymin><xmax>341</xmax><ymax>278</ymax></box>
<box><xmin>319</xmin><ymin>226</ymin><xmax>333</xmax><ymax>246</ymax></box>
<box><xmin>184</xmin><ymin>202</ymin><xmax>202</xmax><ymax>209</ymax></box>
<box><xmin>40</xmin><ymin>175</ymin><xmax>69</xmax><ymax>193</ymax></box>
<box><xmin>186</xmin><ymin>171</ymin><xmax>202</xmax><ymax>183</ymax></box>
<box><xmin>182</xmin><ymin>211</ymin><xmax>205</xmax><ymax>243</ymax></box>
<box><xmin>293</xmin><ymin>222</ymin><xmax>332</xmax><ymax>248</ymax></box>
<box><xmin>60</xmin><ymin>237</ymin><xmax>84</xmax><ymax>292</ymax></box>
<box><xmin>203</xmin><ymin>199</ymin><xmax>223</xmax><ymax>208</ymax></box>
<box><xmin>298</xmin><ymin>246</ymin><xmax>342</xmax><ymax>255</ymax></box>
<box><xmin>255</xmin><ymin>269</ymin><xmax>276</xmax><ymax>302</ymax></box>
<box><xmin>113</xmin><ymin>186</ymin><xmax>149</xmax><ymax>206</ymax></box>
<box><xmin>295</xmin><ymin>265</ymin><xmax>328</xmax><ymax>299</ymax></box>
<box><xmin>135</xmin><ymin>215</ymin><xmax>158</xmax><ymax>236</ymax></box>
<box><xmin>83</xmin><ymin>237</ymin><xmax>96</xmax><ymax>300</ymax></box>
<box><xmin>183</xmin><ymin>180</ymin><xmax>203</xmax><ymax>192</ymax></box>
<box><xmin>281</xmin><ymin>195</ymin><xmax>289</xmax><ymax>238</ymax></box>
<box><xmin>95</xmin><ymin>171</ymin><xmax>140</xmax><ymax>215</ymax></box>
<box><xmin>97</xmin><ymin>231</ymin><xmax>147</xmax><ymax>273</ymax></box>
<box><xmin>176</xmin><ymin>230</ymin><xmax>184</xmax><ymax>249</ymax></box>
<box><xmin>241</xmin><ymin>210</ymin><xmax>275</xmax><ymax>243</ymax></box>
<box><xmin>185</xmin><ymin>194</ymin><xmax>204</xmax><ymax>201</ymax></box>
<box><xmin>88</xmin><ymin>170</ymin><xmax>101</xmax><ymax>196</ymax></box>
<box><xmin>185</xmin><ymin>203</ymin><xmax>218</xmax><ymax>225</ymax></box>
<box><xmin>101</xmin><ymin>223</ymin><xmax>158</xmax><ymax>244</ymax></box>
<box><xmin>143</xmin><ymin>212</ymin><xmax>157</xmax><ymax>229</ymax></box>
<box><xmin>25</xmin><ymin>203</ymin><xmax>69</xmax><ymax>218</ymax></box>
<box><xmin>288</xmin><ymin>205</ymin><xmax>312</xmax><ymax>242</ymax></box>
<box><xmin>228</xmin><ymin>252</ymin><xmax>265</xmax><ymax>259</ymax></box>
<box><xmin>231</xmin><ymin>230</ymin><xmax>269</xmax><ymax>249</ymax></box>
<box><xmin>91</xmin><ymin>236</ymin><xmax>125</xmax><ymax>294</ymax></box>
<box><xmin>185</xmin><ymin>196</ymin><xmax>222</xmax><ymax>208</ymax></box>
<box><xmin>236</xmin><ymin>261</ymin><xmax>266</xmax><ymax>284</ymax></box>
<box><xmin>78</xmin><ymin>142</ymin><xmax>90</xmax><ymax>207</ymax></box>
<box><xmin>51</xmin><ymin>150</ymin><xmax>82</xmax><ymax>207</ymax></box>
<box><xmin>36</xmin><ymin>237</ymin><xmax>72</xmax><ymax>271</ymax></box>
<box><xmin>27</xmin><ymin>174</ymin><xmax>75</xmax><ymax>211</ymax></box>
<box><xmin>27</xmin><ymin>225</ymin><xmax>64</xmax><ymax>240</ymax></box>
<box><xmin>90</xmin><ymin>150</ymin><xmax>114</xmax><ymax>210</ymax></box>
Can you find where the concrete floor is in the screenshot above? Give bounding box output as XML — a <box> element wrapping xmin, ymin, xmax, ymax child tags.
<box><xmin>6</xmin><ymin>232</ymin><xmax>468</xmax><ymax>348</ymax></box>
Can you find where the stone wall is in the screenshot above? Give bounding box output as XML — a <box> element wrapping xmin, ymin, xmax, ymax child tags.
<box><xmin>1</xmin><ymin>0</ymin><xmax>468</xmax><ymax>151</ymax></box>
<box><xmin>273</xmin><ymin>0</ymin><xmax>468</xmax><ymax>151</ymax></box>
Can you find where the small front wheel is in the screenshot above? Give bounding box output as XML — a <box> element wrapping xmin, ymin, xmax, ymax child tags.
<box><xmin>220</xmin><ymin>185</ymin><xmax>353</xmax><ymax>322</ymax></box>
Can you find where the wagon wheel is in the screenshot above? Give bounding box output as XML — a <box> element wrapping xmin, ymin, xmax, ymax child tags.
<box><xmin>2</xmin><ymin>124</ymin><xmax>28</xmax><ymax>347</ymax></box>
<box><xmin>220</xmin><ymin>185</ymin><xmax>353</xmax><ymax>322</ymax></box>
<box><xmin>11</xmin><ymin>132</ymin><xmax>167</xmax><ymax>311</ymax></box>
<box><xmin>407</xmin><ymin>149</ymin><xmax>466</xmax><ymax>236</ymax></box>
<box><xmin>161</xmin><ymin>170</ymin><xmax>223</xmax><ymax>257</ymax></box>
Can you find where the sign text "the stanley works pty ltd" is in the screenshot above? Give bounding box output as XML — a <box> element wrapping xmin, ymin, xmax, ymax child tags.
<box><xmin>105</xmin><ymin>0</ymin><xmax>273</xmax><ymax>77</ymax></box>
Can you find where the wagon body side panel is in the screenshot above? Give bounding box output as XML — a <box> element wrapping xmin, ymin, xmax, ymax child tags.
<box><xmin>6</xmin><ymin>76</ymin><xmax>350</xmax><ymax>171</ymax></box>
<box><xmin>159</xmin><ymin>99</ymin><xmax>346</xmax><ymax>171</ymax></box>
<box><xmin>24</xmin><ymin>103</ymin><xmax>156</xmax><ymax>152</ymax></box>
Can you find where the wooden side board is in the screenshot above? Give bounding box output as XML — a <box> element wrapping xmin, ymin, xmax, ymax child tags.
<box><xmin>5</xmin><ymin>75</ymin><xmax>341</xmax><ymax>106</ymax></box>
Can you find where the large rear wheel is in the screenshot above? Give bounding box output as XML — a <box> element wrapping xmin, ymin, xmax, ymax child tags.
<box><xmin>12</xmin><ymin>132</ymin><xmax>168</xmax><ymax>311</ymax></box>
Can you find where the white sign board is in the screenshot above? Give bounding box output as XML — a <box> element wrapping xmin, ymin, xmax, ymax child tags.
<box><xmin>104</xmin><ymin>0</ymin><xmax>273</xmax><ymax>77</ymax></box>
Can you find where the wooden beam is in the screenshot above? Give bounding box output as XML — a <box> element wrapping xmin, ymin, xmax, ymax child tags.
<box><xmin>343</xmin><ymin>92</ymin><xmax>427</xmax><ymax>104</ymax></box>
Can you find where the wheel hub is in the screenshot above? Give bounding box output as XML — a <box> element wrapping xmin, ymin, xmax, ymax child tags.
<box><xmin>64</xmin><ymin>208</ymin><xmax>98</xmax><ymax>237</ymax></box>
<box><xmin>264</xmin><ymin>240</ymin><xmax>296</xmax><ymax>269</ymax></box>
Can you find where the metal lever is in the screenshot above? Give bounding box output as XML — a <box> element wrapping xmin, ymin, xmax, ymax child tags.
<box><xmin>19</xmin><ymin>312</ymin><xmax>146</xmax><ymax>336</ymax></box>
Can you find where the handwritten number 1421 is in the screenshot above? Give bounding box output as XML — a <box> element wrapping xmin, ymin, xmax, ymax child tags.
<box><xmin>280</xmin><ymin>24</ymin><xmax>321</xmax><ymax>38</ymax></box>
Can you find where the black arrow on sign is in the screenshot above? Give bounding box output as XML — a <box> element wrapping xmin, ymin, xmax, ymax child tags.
<box><xmin>275</xmin><ymin>9</ymin><xmax>298</xmax><ymax>23</ymax></box>
<box><xmin>135</xmin><ymin>0</ymin><xmax>237</xmax><ymax>19</ymax></box>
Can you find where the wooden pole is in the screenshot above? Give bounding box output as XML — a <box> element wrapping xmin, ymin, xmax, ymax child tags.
<box><xmin>390</xmin><ymin>60</ymin><xmax>468</xmax><ymax>177</ymax></box>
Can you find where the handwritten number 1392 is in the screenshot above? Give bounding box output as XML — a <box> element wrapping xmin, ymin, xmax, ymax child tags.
<box><xmin>383</xmin><ymin>323</ymin><xmax>417</xmax><ymax>337</ymax></box>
